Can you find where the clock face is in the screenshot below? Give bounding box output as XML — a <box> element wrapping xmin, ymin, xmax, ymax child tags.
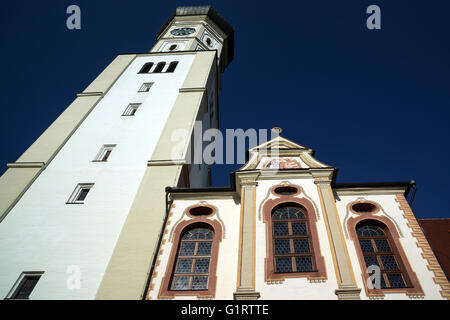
<box><xmin>170</xmin><ymin>27</ymin><xmax>195</xmax><ymax>36</ymax></box>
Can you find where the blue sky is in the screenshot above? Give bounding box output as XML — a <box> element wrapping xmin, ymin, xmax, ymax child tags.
<box><xmin>0</xmin><ymin>1</ymin><xmax>449</xmax><ymax>218</ymax></box>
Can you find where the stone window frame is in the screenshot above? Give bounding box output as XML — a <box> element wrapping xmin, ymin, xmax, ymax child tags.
<box><xmin>263</xmin><ymin>185</ymin><xmax>327</xmax><ymax>281</ymax></box>
<box><xmin>347</xmin><ymin>213</ymin><xmax>424</xmax><ymax>297</ymax></box>
<box><xmin>158</xmin><ymin>218</ymin><xmax>222</xmax><ymax>299</ymax></box>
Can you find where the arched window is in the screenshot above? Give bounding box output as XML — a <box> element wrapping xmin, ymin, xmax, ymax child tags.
<box><xmin>170</xmin><ymin>227</ymin><xmax>214</xmax><ymax>291</ymax></box>
<box><xmin>138</xmin><ymin>62</ymin><xmax>153</xmax><ymax>73</ymax></box>
<box><xmin>166</xmin><ymin>61</ymin><xmax>179</xmax><ymax>73</ymax></box>
<box><xmin>263</xmin><ymin>195</ymin><xmax>326</xmax><ymax>281</ymax></box>
<box><xmin>271</xmin><ymin>204</ymin><xmax>316</xmax><ymax>273</ymax></box>
<box><xmin>356</xmin><ymin>222</ymin><xmax>407</xmax><ymax>289</ymax></box>
<box><xmin>158</xmin><ymin>218</ymin><xmax>222</xmax><ymax>298</ymax></box>
<box><xmin>153</xmin><ymin>62</ymin><xmax>166</xmax><ymax>73</ymax></box>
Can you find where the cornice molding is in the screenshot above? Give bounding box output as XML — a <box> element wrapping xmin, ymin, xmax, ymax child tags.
<box><xmin>76</xmin><ymin>92</ymin><xmax>104</xmax><ymax>97</ymax></box>
<box><xmin>147</xmin><ymin>159</ymin><xmax>186</xmax><ymax>166</ymax></box>
<box><xmin>179</xmin><ymin>87</ymin><xmax>206</xmax><ymax>93</ymax></box>
<box><xmin>7</xmin><ymin>162</ymin><xmax>45</xmax><ymax>169</ymax></box>
<box><xmin>335</xmin><ymin>188</ymin><xmax>407</xmax><ymax>196</ymax></box>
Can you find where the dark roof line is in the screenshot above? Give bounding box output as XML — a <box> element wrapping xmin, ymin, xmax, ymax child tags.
<box><xmin>167</xmin><ymin>171</ymin><xmax>415</xmax><ymax>198</ymax></box>
<box><xmin>334</xmin><ymin>181</ymin><xmax>414</xmax><ymax>197</ymax></box>
<box><xmin>166</xmin><ymin>172</ymin><xmax>236</xmax><ymax>194</ymax></box>
<box><xmin>157</xmin><ymin>6</ymin><xmax>234</xmax><ymax>39</ymax></box>
<box><xmin>334</xmin><ymin>181</ymin><xmax>412</xmax><ymax>189</ymax></box>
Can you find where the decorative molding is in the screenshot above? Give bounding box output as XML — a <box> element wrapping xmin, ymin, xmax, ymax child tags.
<box><xmin>299</xmin><ymin>153</ymin><xmax>329</xmax><ymax>168</ymax></box>
<box><xmin>169</xmin><ymin>205</ymin><xmax>186</xmax><ymax>242</ymax></box>
<box><xmin>235</xmin><ymin>182</ymin><xmax>258</xmax><ymax>293</ymax></box>
<box><xmin>147</xmin><ymin>159</ymin><xmax>186</xmax><ymax>166</ymax></box>
<box><xmin>395</xmin><ymin>194</ymin><xmax>450</xmax><ymax>299</ymax></box>
<box><xmin>343</xmin><ymin>198</ymin><xmax>403</xmax><ymax>239</ymax></box>
<box><xmin>258</xmin><ymin>187</ymin><xmax>273</xmax><ymax>221</ymax></box>
<box><xmin>300</xmin><ymin>188</ymin><xmax>321</xmax><ymax>221</ymax></box>
<box><xmin>254</xmin><ymin>170</ymin><xmax>313</xmax><ymax>180</ymax></box>
<box><xmin>315</xmin><ymin>183</ymin><xmax>360</xmax><ymax>298</ymax></box>
<box><xmin>261</xmin><ymin>181</ymin><xmax>321</xmax><ymax>221</ymax></box>
<box><xmin>170</xmin><ymin>202</ymin><xmax>226</xmax><ymax>241</ymax></box>
<box><xmin>185</xmin><ymin>202</ymin><xmax>216</xmax><ymax>219</ymax></box>
<box><xmin>76</xmin><ymin>91</ymin><xmax>104</xmax><ymax>97</ymax></box>
<box><xmin>187</xmin><ymin>202</ymin><xmax>226</xmax><ymax>239</ymax></box>
<box><xmin>266</xmin><ymin>280</ymin><xmax>284</xmax><ymax>285</ymax></box>
<box><xmin>309</xmin><ymin>278</ymin><xmax>326</xmax><ymax>284</ymax></box>
<box><xmin>233</xmin><ymin>288</ymin><xmax>261</xmax><ymax>300</ymax></box>
<box><xmin>336</xmin><ymin>188</ymin><xmax>407</xmax><ymax>196</ymax></box>
<box><xmin>240</xmin><ymin>180</ymin><xmax>258</xmax><ymax>187</ymax></box>
<box><xmin>270</xmin><ymin>182</ymin><xmax>302</xmax><ymax>197</ymax></box>
<box><xmin>7</xmin><ymin>162</ymin><xmax>45</xmax><ymax>169</ymax></box>
<box><xmin>146</xmin><ymin>203</ymin><xmax>176</xmax><ymax>300</ymax></box>
<box><xmin>313</xmin><ymin>178</ymin><xmax>332</xmax><ymax>186</ymax></box>
<box><xmin>179</xmin><ymin>87</ymin><xmax>206</xmax><ymax>93</ymax></box>
<box><xmin>335</xmin><ymin>285</ymin><xmax>362</xmax><ymax>300</ymax></box>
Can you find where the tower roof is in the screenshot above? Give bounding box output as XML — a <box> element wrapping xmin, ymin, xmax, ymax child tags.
<box><xmin>157</xmin><ymin>6</ymin><xmax>234</xmax><ymax>68</ymax></box>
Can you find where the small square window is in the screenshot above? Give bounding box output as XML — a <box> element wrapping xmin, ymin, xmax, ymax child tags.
<box><xmin>67</xmin><ymin>183</ymin><xmax>94</xmax><ymax>204</ymax></box>
<box><xmin>93</xmin><ymin>144</ymin><xmax>116</xmax><ymax>162</ymax></box>
<box><xmin>122</xmin><ymin>103</ymin><xmax>141</xmax><ymax>116</ymax></box>
<box><xmin>138</xmin><ymin>82</ymin><xmax>153</xmax><ymax>92</ymax></box>
<box><xmin>6</xmin><ymin>272</ymin><xmax>43</xmax><ymax>299</ymax></box>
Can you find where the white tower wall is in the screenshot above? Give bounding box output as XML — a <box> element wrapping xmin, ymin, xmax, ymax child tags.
<box><xmin>0</xmin><ymin>54</ymin><xmax>203</xmax><ymax>299</ymax></box>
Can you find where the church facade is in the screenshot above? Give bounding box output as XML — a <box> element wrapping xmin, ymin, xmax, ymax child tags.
<box><xmin>147</xmin><ymin>135</ymin><xmax>449</xmax><ymax>300</ymax></box>
<box><xmin>0</xmin><ymin>6</ymin><xmax>448</xmax><ymax>300</ymax></box>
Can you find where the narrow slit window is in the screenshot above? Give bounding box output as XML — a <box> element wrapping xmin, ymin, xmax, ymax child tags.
<box><xmin>8</xmin><ymin>272</ymin><xmax>43</xmax><ymax>299</ymax></box>
<box><xmin>122</xmin><ymin>103</ymin><xmax>141</xmax><ymax>116</ymax></box>
<box><xmin>138</xmin><ymin>83</ymin><xmax>153</xmax><ymax>92</ymax></box>
<box><xmin>153</xmin><ymin>62</ymin><xmax>166</xmax><ymax>73</ymax></box>
<box><xmin>138</xmin><ymin>62</ymin><xmax>154</xmax><ymax>73</ymax></box>
<box><xmin>166</xmin><ymin>61</ymin><xmax>179</xmax><ymax>73</ymax></box>
<box><xmin>67</xmin><ymin>184</ymin><xmax>94</xmax><ymax>204</ymax></box>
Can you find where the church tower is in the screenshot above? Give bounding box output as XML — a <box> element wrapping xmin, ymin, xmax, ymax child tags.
<box><xmin>0</xmin><ymin>6</ymin><xmax>234</xmax><ymax>299</ymax></box>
